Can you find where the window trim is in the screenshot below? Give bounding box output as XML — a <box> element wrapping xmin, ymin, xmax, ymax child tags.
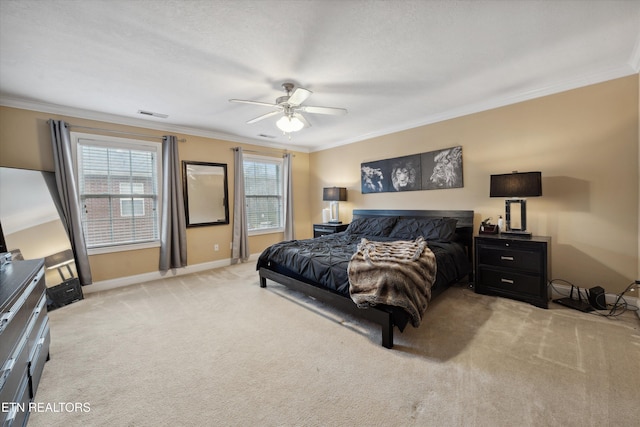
<box><xmin>71</xmin><ymin>132</ymin><xmax>162</xmax><ymax>255</ymax></box>
<box><xmin>243</xmin><ymin>154</ymin><xmax>285</xmax><ymax>236</ymax></box>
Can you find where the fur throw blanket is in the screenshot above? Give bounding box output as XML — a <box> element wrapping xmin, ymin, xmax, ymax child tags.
<box><xmin>348</xmin><ymin>237</ymin><xmax>437</xmax><ymax>327</ymax></box>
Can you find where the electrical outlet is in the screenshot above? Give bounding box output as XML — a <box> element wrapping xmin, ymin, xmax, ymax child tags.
<box><xmin>214</xmin><ymin>244</ymin><xmax>219</xmax><ymax>251</ymax></box>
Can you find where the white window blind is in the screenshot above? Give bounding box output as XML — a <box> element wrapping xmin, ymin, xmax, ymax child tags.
<box><xmin>243</xmin><ymin>155</ymin><xmax>284</xmax><ymax>233</ymax></box>
<box><xmin>76</xmin><ymin>137</ymin><xmax>160</xmax><ymax>249</ymax></box>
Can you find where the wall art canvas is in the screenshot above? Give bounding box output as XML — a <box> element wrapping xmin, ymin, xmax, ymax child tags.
<box><xmin>361</xmin><ymin>146</ymin><xmax>463</xmax><ymax>194</ymax></box>
<box><xmin>361</xmin><ymin>154</ymin><xmax>421</xmax><ymax>193</ymax></box>
<box><xmin>421</xmin><ymin>146</ymin><xmax>463</xmax><ymax>190</ymax></box>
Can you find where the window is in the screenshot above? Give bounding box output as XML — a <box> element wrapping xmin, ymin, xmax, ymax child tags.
<box><xmin>243</xmin><ymin>155</ymin><xmax>284</xmax><ymax>234</ymax></box>
<box><xmin>73</xmin><ymin>133</ymin><xmax>161</xmax><ymax>252</ymax></box>
<box><xmin>119</xmin><ymin>183</ymin><xmax>145</xmax><ymax>217</ymax></box>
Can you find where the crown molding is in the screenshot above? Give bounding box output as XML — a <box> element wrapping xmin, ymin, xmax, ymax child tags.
<box><xmin>0</xmin><ymin>97</ymin><xmax>309</xmax><ymax>153</ymax></box>
<box><xmin>311</xmin><ymin>66</ymin><xmax>637</xmax><ymax>152</ymax></box>
<box><xmin>2</xmin><ymin>62</ymin><xmax>634</xmax><ymax>156</ymax></box>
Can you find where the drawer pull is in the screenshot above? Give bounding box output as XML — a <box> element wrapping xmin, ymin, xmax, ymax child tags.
<box><xmin>0</xmin><ymin>357</ymin><xmax>16</xmax><ymax>389</ymax></box>
<box><xmin>6</xmin><ymin>405</ymin><xmax>18</xmax><ymax>421</ymax></box>
<box><xmin>501</xmin><ymin>278</ymin><xmax>515</xmax><ymax>284</ymax></box>
<box><xmin>0</xmin><ymin>312</ymin><xmax>14</xmax><ymax>334</ymax></box>
<box><xmin>3</xmin><ymin>402</ymin><xmax>19</xmax><ymax>425</ymax></box>
<box><xmin>501</xmin><ymin>256</ymin><xmax>514</xmax><ymax>261</ymax></box>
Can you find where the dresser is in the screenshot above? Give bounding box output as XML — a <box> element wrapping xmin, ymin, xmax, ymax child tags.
<box><xmin>474</xmin><ymin>235</ymin><xmax>551</xmax><ymax>308</ymax></box>
<box><xmin>313</xmin><ymin>223</ymin><xmax>349</xmax><ymax>237</ymax></box>
<box><xmin>1</xmin><ymin>259</ymin><xmax>50</xmax><ymax>427</ymax></box>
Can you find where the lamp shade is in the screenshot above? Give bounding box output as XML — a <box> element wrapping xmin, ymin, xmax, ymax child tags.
<box><xmin>490</xmin><ymin>172</ymin><xmax>542</xmax><ymax>197</ymax></box>
<box><xmin>323</xmin><ymin>187</ymin><xmax>347</xmax><ymax>201</ymax></box>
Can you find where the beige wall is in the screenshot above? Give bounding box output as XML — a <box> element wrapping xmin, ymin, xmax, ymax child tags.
<box><xmin>310</xmin><ymin>75</ymin><xmax>639</xmax><ymax>294</ymax></box>
<box><xmin>0</xmin><ymin>107</ymin><xmax>312</xmax><ymax>282</ymax></box>
<box><xmin>1</xmin><ymin>75</ymin><xmax>637</xmax><ymax>291</ymax></box>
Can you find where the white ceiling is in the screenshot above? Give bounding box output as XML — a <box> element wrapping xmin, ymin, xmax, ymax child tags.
<box><xmin>1</xmin><ymin>0</ymin><xmax>639</xmax><ymax>153</ymax></box>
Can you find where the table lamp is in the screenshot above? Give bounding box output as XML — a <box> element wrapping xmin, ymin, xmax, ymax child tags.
<box><xmin>490</xmin><ymin>171</ymin><xmax>542</xmax><ymax>237</ymax></box>
<box><xmin>323</xmin><ymin>187</ymin><xmax>347</xmax><ymax>224</ymax></box>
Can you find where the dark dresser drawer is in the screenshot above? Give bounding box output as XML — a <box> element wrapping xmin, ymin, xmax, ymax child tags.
<box><xmin>0</xmin><ymin>303</ymin><xmax>29</xmax><ymax>367</ymax></box>
<box><xmin>0</xmin><ymin>332</ymin><xmax>29</xmax><ymax>405</ymax></box>
<box><xmin>4</xmin><ymin>375</ymin><xmax>30</xmax><ymax>427</ymax></box>
<box><xmin>477</xmin><ymin>267</ymin><xmax>541</xmax><ymax>297</ymax></box>
<box><xmin>27</xmin><ymin>293</ymin><xmax>48</xmax><ymax>357</ymax></box>
<box><xmin>477</xmin><ymin>246</ymin><xmax>542</xmax><ymax>273</ymax></box>
<box><xmin>475</xmin><ymin>235</ymin><xmax>551</xmax><ymax>308</ymax></box>
<box><xmin>29</xmin><ymin>318</ymin><xmax>50</xmax><ymax>398</ymax></box>
<box><xmin>0</xmin><ymin>268</ymin><xmax>43</xmax><ymax>376</ymax></box>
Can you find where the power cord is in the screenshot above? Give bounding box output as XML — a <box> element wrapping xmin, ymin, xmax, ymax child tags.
<box><xmin>604</xmin><ymin>281</ymin><xmax>639</xmax><ymax>318</ymax></box>
<box><xmin>548</xmin><ymin>279</ymin><xmax>639</xmax><ymax>318</ymax></box>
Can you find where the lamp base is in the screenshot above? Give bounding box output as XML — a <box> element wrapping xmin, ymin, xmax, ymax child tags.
<box><xmin>501</xmin><ymin>230</ymin><xmax>532</xmax><ymax>238</ymax></box>
<box><xmin>328</xmin><ymin>220</ymin><xmax>342</xmax><ymax>224</ymax></box>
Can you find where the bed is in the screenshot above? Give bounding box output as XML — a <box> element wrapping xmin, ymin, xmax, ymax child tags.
<box><xmin>257</xmin><ymin>209</ymin><xmax>474</xmax><ymax>348</ymax></box>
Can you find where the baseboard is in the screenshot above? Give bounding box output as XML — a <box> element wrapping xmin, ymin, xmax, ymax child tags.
<box><xmin>82</xmin><ymin>265</ymin><xmax>640</xmax><ymax>320</ymax></box>
<box><xmin>83</xmin><ymin>253</ymin><xmax>260</xmax><ymax>294</ymax></box>
<box><xmin>550</xmin><ymin>283</ymin><xmax>639</xmax><ymax>318</ymax></box>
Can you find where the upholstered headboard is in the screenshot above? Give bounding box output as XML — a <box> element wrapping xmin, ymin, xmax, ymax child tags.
<box><xmin>351</xmin><ymin>209</ymin><xmax>475</xmax><ymax>267</ymax></box>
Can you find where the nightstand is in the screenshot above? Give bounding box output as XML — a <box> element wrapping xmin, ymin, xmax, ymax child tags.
<box><xmin>313</xmin><ymin>223</ymin><xmax>349</xmax><ymax>237</ymax></box>
<box><xmin>474</xmin><ymin>235</ymin><xmax>551</xmax><ymax>308</ymax></box>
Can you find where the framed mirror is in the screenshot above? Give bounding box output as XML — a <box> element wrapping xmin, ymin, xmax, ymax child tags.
<box><xmin>182</xmin><ymin>161</ymin><xmax>229</xmax><ymax>227</ymax></box>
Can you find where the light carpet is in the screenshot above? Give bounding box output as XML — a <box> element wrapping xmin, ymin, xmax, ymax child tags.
<box><xmin>27</xmin><ymin>262</ymin><xmax>640</xmax><ymax>426</ymax></box>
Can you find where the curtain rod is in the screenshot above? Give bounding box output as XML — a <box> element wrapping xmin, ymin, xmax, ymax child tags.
<box><xmin>68</xmin><ymin>124</ymin><xmax>187</xmax><ymax>142</ymax></box>
<box><xmin>232</xmin><ymin>147</ymin><xmax>295</xmax><ymax>157</ymax></box>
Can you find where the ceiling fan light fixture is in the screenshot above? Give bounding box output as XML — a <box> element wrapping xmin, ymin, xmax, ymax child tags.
<box><xmin>230</xmin><ymin>82</ymin><xmax>346</xmax><ymax>137</ymax></box>
<box><xmin>276</xmin><ymin>115</ymin><xmax>304</xmax><ymax>133</ymax></box>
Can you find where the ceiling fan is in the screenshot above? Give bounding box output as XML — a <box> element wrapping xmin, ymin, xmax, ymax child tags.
<box><xmin>229</xmin><ymin>83</ymin><xmax>347</xmax><ymax>134</ymax></box>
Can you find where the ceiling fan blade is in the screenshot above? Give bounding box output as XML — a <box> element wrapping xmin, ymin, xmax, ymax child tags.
<box><xmin>287</xmin><ymin>88</ymin><xmax>312</xmax><ymax>106</ymax></box>
<box><xmin>246</xmin><ymin>110</ymin><xmax>281</xmax><ymax>124</ymax></box>
<box><xmin>229</xmin><ymin>99</ymin><xmax>279</xmax><ymax>108</ymax></box>
<box><xmin>299</xmin><ymin>105</ymin><xmax>348</xmax><ymax>115</ymax></box>
<box><xmin>294</xmin><ymin>113</ymin><xmax>311</xmax><ymax>128</ymax></box>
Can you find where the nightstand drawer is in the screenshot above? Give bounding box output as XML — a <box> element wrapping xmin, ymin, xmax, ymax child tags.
<box><xmin>313</xmin><ymin>223</ymin><xmax>349</xmax><ymax>237</ymax></box>
<box><xmin>477</xmin><ymin>246</ymin><xmax>542</xmax><ymax>273</ymax></box>
<box><xmin>477</xmin><ymin>267</ymin><xmax>541</xmax><ymax>297</ymax></box>
<box><xmin>315</xmin><ymin>226</ymin><xmax>337</xmax><ymax>234</ymax></box>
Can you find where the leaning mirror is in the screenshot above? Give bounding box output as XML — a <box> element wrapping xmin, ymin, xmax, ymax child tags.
<box><xmin>182</xmin><ymin>161</ymin><xmax>229</xmax><ymax>227</ymax></box>
<box><xmin>0</xmin><ymin>167</ymin><xmax>76</xmax><ymax>287</ymax></box>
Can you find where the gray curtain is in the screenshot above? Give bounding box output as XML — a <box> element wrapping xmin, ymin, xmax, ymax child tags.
<box><xmin>231</xmin><ymin>147</ymin><xmax>249</xmax><ymax>264</ymax></box>
<box><xmin>48</xmin><ymin>119</ymin><xmax>93</xmax><ymax>285</ymax></box>
<box><xmin>159</xmin><ymin>135</ymin><xmax>187</xmax><ymax>271</ymax></box>
<box><xmin>283</xmin><ymin>153</ymin><xmax>295</xmax><ymax>240</ymax></box>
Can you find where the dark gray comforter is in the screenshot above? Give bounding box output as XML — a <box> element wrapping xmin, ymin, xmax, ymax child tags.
<box><xmin>256</xmin><ymin>231</ymin><xmax>470</xmax><ymax>298</ymax></box>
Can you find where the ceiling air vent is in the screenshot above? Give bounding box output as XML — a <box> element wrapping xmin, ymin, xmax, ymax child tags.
<box><xmin>137</xmin><ymin>110</ymin><xmax>168</xmax><ymax>119</ymax></box>
<box><xmin>258</xmin><ymin>134</ymin><xmax>276</xmax><ymax>139</ymax></box>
